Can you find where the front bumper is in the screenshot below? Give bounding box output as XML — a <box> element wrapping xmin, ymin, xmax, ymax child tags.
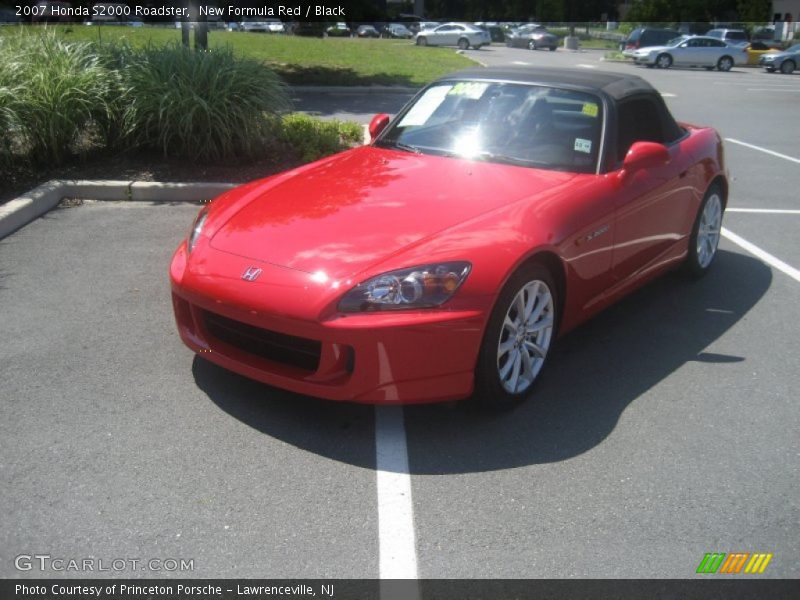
<box><xmin>170</xmin><ymin>243</ymin><xmax>489</xmax><ymax>404</ymax></box>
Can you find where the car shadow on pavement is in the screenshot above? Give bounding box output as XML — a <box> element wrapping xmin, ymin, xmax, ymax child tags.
<box><xmin>194</xmin><ymin>249</ymin><xmax>770</xmax><ymax>473</ymax></box>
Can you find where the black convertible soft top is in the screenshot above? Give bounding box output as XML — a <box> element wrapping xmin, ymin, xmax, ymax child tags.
<box><xmin>439</xmin><ymin>67</ymin><xmax>656</xmax><ymax>101</ymax></box>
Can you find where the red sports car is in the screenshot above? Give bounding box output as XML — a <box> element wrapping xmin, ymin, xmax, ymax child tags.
<box><xmin>170</xmin><ymin>67</ymin><xmax>727</xmax><ymax>407</ymax></box>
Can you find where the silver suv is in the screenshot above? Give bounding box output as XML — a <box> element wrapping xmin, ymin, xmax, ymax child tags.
<box><xmin>706</xmin><ymin>29</ymin><xmax>749</xmax><ymax>46</ymax></box>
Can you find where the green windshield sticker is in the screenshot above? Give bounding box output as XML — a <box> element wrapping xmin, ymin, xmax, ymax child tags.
<box><xmin>448</xmin><ymin>82</ymin><xmax>489</xmax><ymax>99</ymax></box>
<box><xmin>582</xmin><ymin>102</ymin><xmax>599</xmax><ymax>117</ymax></box>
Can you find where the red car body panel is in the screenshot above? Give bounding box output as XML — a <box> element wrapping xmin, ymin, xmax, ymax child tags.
<box><xmin>170</xmin><ymin>81</ymin><xmax>726</xmax><ymax>404</ymax></box>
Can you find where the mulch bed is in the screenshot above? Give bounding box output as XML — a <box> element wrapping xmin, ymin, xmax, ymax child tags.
<box><xmin>1</xmin><ymin>151</ymin><xmax>300</xmax><ymax>205</ymax></box>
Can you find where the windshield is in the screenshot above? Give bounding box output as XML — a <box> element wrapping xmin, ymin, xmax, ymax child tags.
<box><xmin>375</xmin><ymin>81</ymin><xmax>604</xmax><ymax>173</ymax></box>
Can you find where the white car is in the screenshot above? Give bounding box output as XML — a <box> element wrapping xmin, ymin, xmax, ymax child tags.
<box><xmin>239</xmin><ymin>18</ymin><xmax>284</xmax><ymax>33</ymax></box>
<box><xmin>631</xmin><ymin>35</ymin><xmax>747</xmax><ymax>71</ymax></box>
<box><xmin>415</xmin><ymin>22</ymin><xmax>491</xmax><ymax>49</ymax></box>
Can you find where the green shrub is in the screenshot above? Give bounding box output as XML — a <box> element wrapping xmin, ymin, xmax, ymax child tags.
<box><xmin>0</xmin><ymin>32</ymin><xmax>119</xmax><ymax>165</ymax></box>
<box><xmin>120</xmin><ymin>43</ymin><xmax>290</xmax><ymax>161</ymax></box>
<box><xmin>278</xmin><ymin>113</ymin><xmax>363</xmax><ymax>163</ymax></box>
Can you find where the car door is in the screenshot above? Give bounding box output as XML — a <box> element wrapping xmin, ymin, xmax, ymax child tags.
<box><xmin>707</xmin><ymin>39</ymin><xmax>730</xmax><ymax>65</ymax></box>
<box><xmin>674</xmin><ymin>38</ymin><xmax>702</xmax><ymax>65</ymax></box>
<box><xmin>433</xmin><ymin>24</ymin><xmax>456</xmax><ymax>46</ymax></box>
<box><xmin>611</xmin><ymin>96</ymin><xmax>696</xmax><ymax>280</ymax></box>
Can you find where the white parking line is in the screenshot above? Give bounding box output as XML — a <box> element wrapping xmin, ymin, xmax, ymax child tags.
<box><xmin>375</xmin><ymin>405</ymin><xmax>419</xmax><ymax>581</ymax></box>
<box><xmin>661</xmin><ymin>93</ymin><xmax>677</xmax><ymax>97</ymax></box>
<box><xmin>576</xmin><ymin>63</ymin><xmax>597</xmax><ymax>69</ymax></box>
<box><xmin>512</xmin><ymin>61</ymin><xmax>531</xmax><ymax>65</ymax></box>
<box><xmin>727</xmin><ymin>208</ymin><xmax>800</xmax><ymax>214</ymax></box>
<box><xmin>725</xmin><ymin>138</ymin><xmax>800</xmax><ymax>165</ymax></box>
<box><xmin>747</xmin><ymin>88</ymin><xmax>800</xmax><ymax>92</ymax></box>
<box><xmin>722</xmin><ymin>227</ymin><xmax>800</xmax><ymax>283</ymax></box>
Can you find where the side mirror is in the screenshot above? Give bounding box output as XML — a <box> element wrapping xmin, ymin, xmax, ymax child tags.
<box><xmin>623</xmin><ymin>141</ymin><xmax>670</xmax><ymax>172</ymax></box>
<box><xmin>613</xmin><ymin>141</ymin><xmax>670</xmax><ymax>187</ymax></box>
<box><xmin>369</xmin><ymin>113</ymin><xmax>391</xmax><ymax>142</ymax></box>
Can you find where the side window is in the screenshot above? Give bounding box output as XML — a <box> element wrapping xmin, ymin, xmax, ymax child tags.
<box><xmin>616</xmin><ymin>98</ymin><xmax>666</xmax><ymax>162</ymax></box>
<box><xmin>710</xmin><ymin>39</ymin><xmax>726</xmax><ymax>47</ymax></box>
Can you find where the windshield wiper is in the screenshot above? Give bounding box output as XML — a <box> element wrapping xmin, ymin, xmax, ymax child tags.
<box><xmin>473</xmin><ymin>151</ymin><xmax>544</xmax><ymax>167</ymax></box>
<box><xmin>393</xmin><ymin>141</ymin><xmax>422</xmax><ymax>154</ymax></box>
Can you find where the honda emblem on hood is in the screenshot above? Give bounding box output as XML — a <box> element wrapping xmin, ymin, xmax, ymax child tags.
<box><xmin>241</xmin><ymin>267</ymin><xmax>262</xmax><ymax>282</ymax></box>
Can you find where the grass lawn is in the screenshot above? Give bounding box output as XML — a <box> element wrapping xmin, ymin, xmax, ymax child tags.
<box><xmin>2</xmin><ymin>25</ymin><xmax>474</xmax><ymax>86</ymax></box>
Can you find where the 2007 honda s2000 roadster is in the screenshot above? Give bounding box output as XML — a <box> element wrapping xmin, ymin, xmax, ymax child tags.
<box><xmin>170</xmin><ymin>67</ymin><xmax>728</xmax><ymax>408</ymax></box>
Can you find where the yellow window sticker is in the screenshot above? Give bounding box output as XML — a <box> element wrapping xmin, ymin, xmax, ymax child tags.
<box><xmin>448</xmin><ymin>82</ymin><xmax>489</xmax><ymax>99</ymax></box>
<box><xmin>582</xmin><ymin>102</ymin><xmax>599</xmax><ymax>118</ymax></box>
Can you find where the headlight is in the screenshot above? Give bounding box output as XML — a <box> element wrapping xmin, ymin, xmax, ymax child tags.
<box><xmin>187</xmin><ymin>208</ymin><xmax>208</xmax><ymax>254</ymax></box>
<box><xmin>338</xmin><ymin>261</ymin><xmax>471</xmax><ymax>312</ymax></box>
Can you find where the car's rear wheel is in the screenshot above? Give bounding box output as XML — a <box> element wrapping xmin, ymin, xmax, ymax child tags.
<box><xmin>416</xmin><ymin>36</ymin><xmax>427</xmax><ymax>46</ymax></box>
<box><xmin>717</xmin><ymin>56</ymin><xmax>734</xmax><ymax>71</ymax></box>
<box><xmin>549</xmin><ymin>46</ymin><xmax>557</xmax><ymax>51</ymax></box>
<box><xmin>780</xmin><ymin>60</ymin><xmax>795</xmax><ymax>74</ymax></box>
<box><xmin>474</xmin><ymin>263</ymin><xmax>558</xmax><ymax>409</ymax></box>
<box><xmin>685</xmin><ymin>185</ymin><xmax>724</xmax><ymax>278</ymax></box>
<box><xmin>656</xmin><ymin>53</ymin><xmax>672</xmax><ymax>69</ymax></box>
<box><xmin>458</xmin><ymin>38</ymin><xmax>470</xmax><ymax>50</ymax></box>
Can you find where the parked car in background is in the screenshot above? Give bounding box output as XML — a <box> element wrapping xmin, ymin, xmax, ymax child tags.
<box><xmin>239</xmin><ymin>18</ymin><xmax>284</xmax><ymax>33</ymax></box>
<box><xmin>751</xmin><ymin>26</ymin><xmax>783</xmax><ymax>49</ymax></box>
<box><xmin>506</xmin><ymin>23</ymin><xmax>558</xmax><ymax>51</ymax></box>
<box><xmin>759</xmin><ymin>44</ymin><xmax>800</xmax><ymax>73</ymax></box>
<box><xmin>621</xmin><ymin>27</ymin><xmax>681</xmax><ymax>56</ymax></box>
<box><xmin>356</xmin><ymin>24</ymin><xmax>379</xmax><ymax>38</ymax></box>
<box><xmin>326</xmin><ymin>22</ymin><xmax>351</xmax><ymax>37</ymax></box>
<box><xmin>170</xmin><ymin>67</ymin><xmax>728</xmax><ymax>407</ymax></box>
<box><xmin>415</xmin><ymin>23</ymin><xmax>491</xmax><ymax>49</ymax></box>
<box><xmin>705</xmin><ymin>28</ymin><xmax>749</xmax><ymax>46</ymax></box>
<box><xmin>382</xmin><ymin>23</ymin><xmax>413</xmax><ymax>39</ymax></box>
<box><xmin>630</xmin><ymin>35</ymin><xmax>746</xmax><ymax>71</ymax></box>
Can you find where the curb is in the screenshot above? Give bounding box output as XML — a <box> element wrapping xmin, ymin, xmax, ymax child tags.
<box><xmin>0</xmin><ymin>180</ymin><xmax>238</xmax><ymax>241</ymax></box>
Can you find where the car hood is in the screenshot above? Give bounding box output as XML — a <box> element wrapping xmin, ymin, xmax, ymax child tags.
<box><xmin>210</xmin><ymin>146</ymin><xmax>576</xmax><ymax>280</ymax></box>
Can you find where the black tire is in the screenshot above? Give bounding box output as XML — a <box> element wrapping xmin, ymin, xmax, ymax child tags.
<box><xmin>416</xmin><ymin>36</ymin><xmax>427</xmax><ymax>46</ymax></box>
<box><xmin>527</xmin><ymin>40</ymin><xmax>536</xmax><ymax>50</ymax></box>
<box><xmin>457</xmin><ymin>38</ymin><xmax>470</xmax><ymax>50</ymax></box>
<box><xmin>685</xmin><ymin>184</ymin><xmax>725</xmax><ymax>278</ymax></box>
<box><xmin>549</xmin><ymin>46</ymin><xmax>557</xmax><ymax>51</ymax></box>
<box><xmin>656</xmin><ymin>53</ymin><xmax>672</xmax><ymax>69</ymax></box>
<box><xmin>780</xmin><ymin>60</ymin><xmax>795</xmax><ymax>74</ymax></box>
<box><xmin>474</xmin><ymin>263</ymin><xmax>559</xmax><ymax>409</ymax></box>
<box><xmin>717</xmin><ymin>56</ymin><xmax>734</xmax><ymax>72</ymax></box>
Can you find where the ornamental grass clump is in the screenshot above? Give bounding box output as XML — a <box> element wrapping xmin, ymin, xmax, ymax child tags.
<box><xmin>122</xmin><ymin>44</ymin><xmax>290</xmax><ymax>161</ymax></box>
<box><xmin>0</xmin><ymin>32</ymin><xmax>119</xmax><ymax>165</ymax></box>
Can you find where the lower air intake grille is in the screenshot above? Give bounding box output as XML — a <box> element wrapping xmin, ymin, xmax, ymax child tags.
<box><xmin>204</xmin><ymin>311</ymin><xmax>321</xmax><ymax>373</ymax></box>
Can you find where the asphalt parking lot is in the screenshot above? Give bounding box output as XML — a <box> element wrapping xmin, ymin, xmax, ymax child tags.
<box><xmin>1</xmin><ymin>45</ymin><xmax>799</xmax><ymax>581</ymax></box>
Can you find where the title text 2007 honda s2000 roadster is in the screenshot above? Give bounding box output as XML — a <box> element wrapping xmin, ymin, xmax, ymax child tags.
<box><xmin>170</xmin><ymin>67</ymin><xmax>727</xmax><ymax>408</ymax></box>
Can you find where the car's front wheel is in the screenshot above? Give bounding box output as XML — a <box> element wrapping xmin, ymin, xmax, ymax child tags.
<box><xmin>717</xmin><ymin>56</ymin><xmax>734</xmax><ymax>71</ymax></box>
<box><xmin>656</xmin><ymin>53</ymin><xmax>673</xmax><ymax>69</ymax></box>
<box><xmin>416</xmin><ymin>36</ymin><xmax>427</xmax><ymax>46</ymax></box>
<box><xmin>474</xmin><ymin>263</ymin><xmax>558</xmax><ymax>409</ymax></box>
<box><xmin>686</xmin><ymin>185</ymin><xmax>724</xmax><ymax>277</ymax></box>
<box><xmin>780</xmin><ymin>60</ymin><xmax>795</xmax><ymax>74</ymax></box>
<box><xmin>549</xmin><ymin>46</ymin><xmax>557</xmax><ymax>51</ymax></box>
<box><xmin>528</xmin><ymin>40</ymin><xmax>537</xmax><ymax>50</ymax></box>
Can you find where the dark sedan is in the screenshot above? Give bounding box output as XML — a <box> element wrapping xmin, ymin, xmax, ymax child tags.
<box><xmin>506</xmin><ymin>24</ymin><xmax>559</xmax><ymax>51</ymax></box>
<box><xmin>759</xmin><ymin>44</ymin><xmax>800</xmax><ymax>74</ymax></box>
